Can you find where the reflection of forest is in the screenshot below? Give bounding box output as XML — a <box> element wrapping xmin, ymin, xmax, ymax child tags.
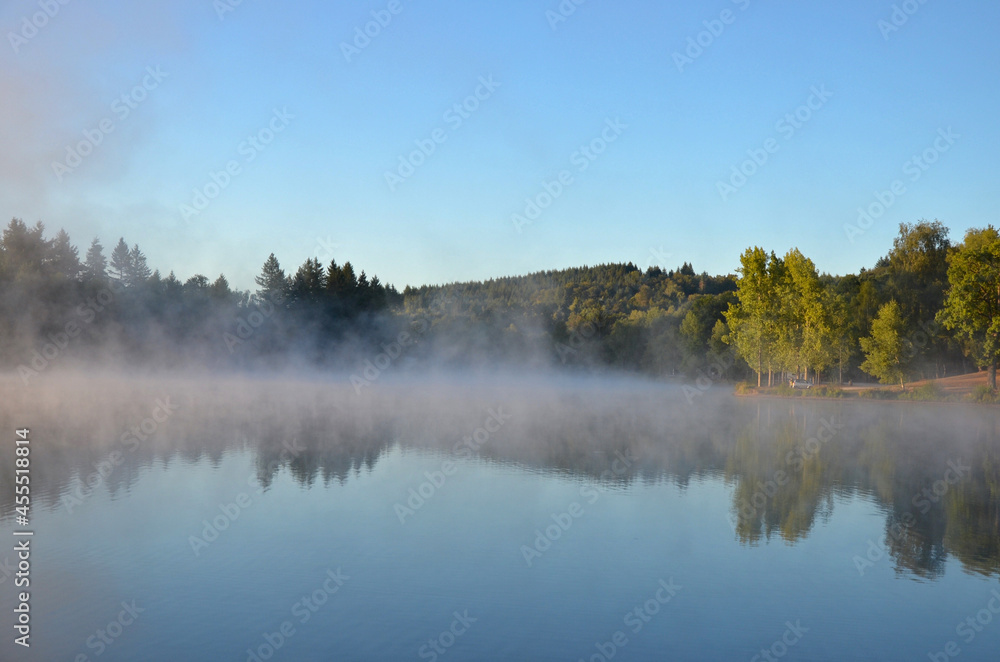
<box><xmin>2</xmin><ymin>375</ymin><xmax>997</xmax><ymax>578</ymax></box>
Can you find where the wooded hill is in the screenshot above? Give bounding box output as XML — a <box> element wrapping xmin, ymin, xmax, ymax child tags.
<box><xmin>1</xmin><ymin>217</ymin><xmax>997</xmax><ymax>388</ymax></box>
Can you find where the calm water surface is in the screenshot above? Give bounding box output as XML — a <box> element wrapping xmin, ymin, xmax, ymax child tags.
<box><xmin>1</xmin><ymin>375</ymin><xmax>998</xmax><ymax>661</ymax></box>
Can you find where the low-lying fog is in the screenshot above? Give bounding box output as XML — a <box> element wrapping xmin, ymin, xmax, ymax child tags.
<box><xmin>2</xmin><ymin>370</ymin><xmax>998</xmax><ymax>578</ymax></box>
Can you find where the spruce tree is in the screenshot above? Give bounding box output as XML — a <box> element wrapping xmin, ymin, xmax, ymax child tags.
<box><xmin>85</xmin><ymin>238</ymin><xmax>107</xmax><ymax>281</ymax></box>
<box><xmin>110</xmin><ymin>238</ymin><xmax>131</xmax><ymax>282</ymax></box>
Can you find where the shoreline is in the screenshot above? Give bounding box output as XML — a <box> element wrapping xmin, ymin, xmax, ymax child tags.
<box><xmin>731</xmin><ymin>388</ymin><xmax>997</xmax><ymax>407</ymax></box>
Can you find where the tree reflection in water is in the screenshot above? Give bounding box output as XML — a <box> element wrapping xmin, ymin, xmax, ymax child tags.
<box><xmin>2</xmin><ymin>374</ymin><xmax>997</xmax><ymax>578</ymax></box>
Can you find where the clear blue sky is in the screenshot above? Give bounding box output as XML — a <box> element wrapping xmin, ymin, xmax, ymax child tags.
<box><xmin>2</xmin><ymin>0</ymin><xmax>998</xmax><ymax>290</ymax></box>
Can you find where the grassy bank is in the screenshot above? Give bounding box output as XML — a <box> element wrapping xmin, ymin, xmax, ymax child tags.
<box><xmin>734</xmin><ymin>373</ymin><xmax>999</xmax><ymax>404</ymax></box>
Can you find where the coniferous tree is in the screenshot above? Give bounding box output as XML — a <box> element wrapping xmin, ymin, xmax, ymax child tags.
<box><xmin>292</xmin><ymin>258</ymin><xmax>326</xmax><ymax>303</ymax></box>
<box><xmin>1</xmin><ymin>219</ymin><xmax>49</xmax><ymax>280</ymax></box>
<box><xmin>50</xmin><ymin>229</ymin><xmax>81</xmax><ymax>280</ymax></box>
<box><xmin>127</xmin><ymin>244</ymin><xmax>151</xmax><ymax>286</ymax></box>
<box><xmin>110</xmin><ymin>238</ymin><xmax>131</xmax><ymax>282</ymax></box>
<box><xmin>84</xmin><ymin>238</ymin><xmax>107</xmax><ymax>281</ymax></box>
<box><xmin>255</xmin><ymin>253</ymin><xmax>288</xmax><ymax>302</ymax></box>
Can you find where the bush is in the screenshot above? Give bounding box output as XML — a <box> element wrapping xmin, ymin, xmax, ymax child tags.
<box><xmin>969</xmin><ymin>384</ymin><xmax>998</xmax><ymax>404</ymax></box>
<box><xmin>859</xmin><ymin>388</ymin><xmax>898</xmax><ymax>400</ymax></box>
<box><xmin>733</xmin><ymin>382</ymin><xmax>756</xmax><ymax>395</ymax></box>
<box><xmin>810</xmin><ymin>385</ymin><xmax>846</xmax><ymax>398</ymax></box>
<box><xmin>901</xmin><ymin>382</ymin><xmax>944</xmax><ymax>402</ymax></box>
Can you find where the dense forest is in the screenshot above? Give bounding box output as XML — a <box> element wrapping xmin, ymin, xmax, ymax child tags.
<box><xmin>2</xmin><ymin>217</ymin><xmax>999</xmax><ymax>390</ymax></box>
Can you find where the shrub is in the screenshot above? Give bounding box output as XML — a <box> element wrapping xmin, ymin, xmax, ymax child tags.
<box><xmin>901</xmin><ymin>382</ymin><xmax>944</xmax><ymax>402</ymax></box>
<box><xmin>859</xmin><ymin>388</ymin><xmax>897</xmax><ymax>400</ymax></box>
<box><xmin>969</xmin><ymin>384</ymin><xmax>998</xmax><ymax>404</ymax></box>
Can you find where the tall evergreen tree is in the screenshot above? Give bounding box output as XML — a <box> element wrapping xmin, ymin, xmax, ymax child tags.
<box><xmin>127</xmin><ymin>244</ymin><xmax>152</xmax><ymax>286</ymax></box>
<box><xmin>50</xmin><ymin>229</ymin><xmax>81</xmax><ymax>280</ymax></box>
<box><xmin>255</xmin><ymin>253</ymin><xmax>288</xmax><ymax>302</ymax></box>
<box><xmin>84</xmin><ymin>238</ymin><xmax>107</xmax><ymax>281</ymax></box>
<box><xmin>110</xmin><ymin>238</ymin><xmax>131</xmax><ymax>282</ymax></box>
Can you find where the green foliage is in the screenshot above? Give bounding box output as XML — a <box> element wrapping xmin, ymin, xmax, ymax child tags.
<box><xmin>937</xmin><ymin>226</ymin><xmax>1000</xmax><ymax>388</ymax></box>
<box><xmin>968</xmin><ymin>385</ymin><xmax>998</xmax><ymax>404</ymax></box>
<box><xmin>860</xmin><ymin>301</ymin><xmax>909</xmax><ymax>387</ymax></box>
<box><xmin>0</xmin><ymin>219</ymin><xmax>400</xmax><ymax>370</ymax></box>
<box><xmin>809</xmin><ymin>385</ymin><xmax>845</xmax><ymax>398</ymax></box>
<box><xmin>899</xmin><ymin>382</ymin><xmax>944</xmax><ymax>401</ymax></box>
<box><xmin>858</xmin><ymin>388</ymin><xmax>898</xmax><ymax>400</ymax></box>
<box><xmin>402</xmin><ymin>262</ymin><xmax>739</xmax><ymax>374</ymax></box>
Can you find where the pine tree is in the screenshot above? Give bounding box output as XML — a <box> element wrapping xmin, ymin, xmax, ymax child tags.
<box><xmin>127</xmin><ymin>244</ymin><xmax>151</xmax><ymax>286</ymax></box>
<box><xmin>110</xmin><ymin>238</ymin><xmax>131</xmax><ymax>282</ymax></box>
<box><xmin>0</xmin><ymin>219</ymin><xmax>49</xmax><ymax>280</ymax></box>
<box><xmin>50</xmin><ymin>229</ymin><xmax>81</xmax><ymax>280</ymax></box>
<box><xmin>292</xmin><ymin>258</ymin><xmax>326</xmax><ymax>302</ymax></box>
<box><xmin>84</xmin><ymin>238</ymin><xmax>107</xmax><ymax>281</ymax></box>
<box><xmin>255</xmin><ymin>254</ymin><xmax>288</xmax><ymax>302</ymax></box>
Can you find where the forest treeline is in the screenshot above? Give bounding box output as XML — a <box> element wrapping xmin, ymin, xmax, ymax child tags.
<box><xmin>1</xmin><ymin>217</ymin><xmax>998</xmax><ymax>388</ymax></box>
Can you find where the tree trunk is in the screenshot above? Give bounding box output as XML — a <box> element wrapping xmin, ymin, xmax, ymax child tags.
<box><xmin>990</xmin><ymin>358</ymin><xmax>997</xmax><ymax>391</ymax></box>
<box><xmin>757</xmin><ymin>346</ymin><xmax>762</xmax><ymax>387</ymax></box>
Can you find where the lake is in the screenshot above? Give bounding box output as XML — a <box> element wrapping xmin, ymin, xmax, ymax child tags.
<box><xmin>1</xmin><ymin>373</ymin><xmax>998</xmax><ymax>661</ymax></box>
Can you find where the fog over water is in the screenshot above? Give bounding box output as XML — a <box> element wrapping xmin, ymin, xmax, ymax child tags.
<box><xmin>4</xmin><ymin>371</ymin><xmax>998</xmax><ymax>576</ymax></box>
<box><xmin>2</xmin><ymin>371</ymin><xmax>1000</xmax><ymax>660</ymax></box>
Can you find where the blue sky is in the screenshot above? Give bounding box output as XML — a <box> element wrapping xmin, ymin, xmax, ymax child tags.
<box><xmin>2</xmin><ymin>0</ymin><xmax>998</xmax><ymax>290</ymax></box>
